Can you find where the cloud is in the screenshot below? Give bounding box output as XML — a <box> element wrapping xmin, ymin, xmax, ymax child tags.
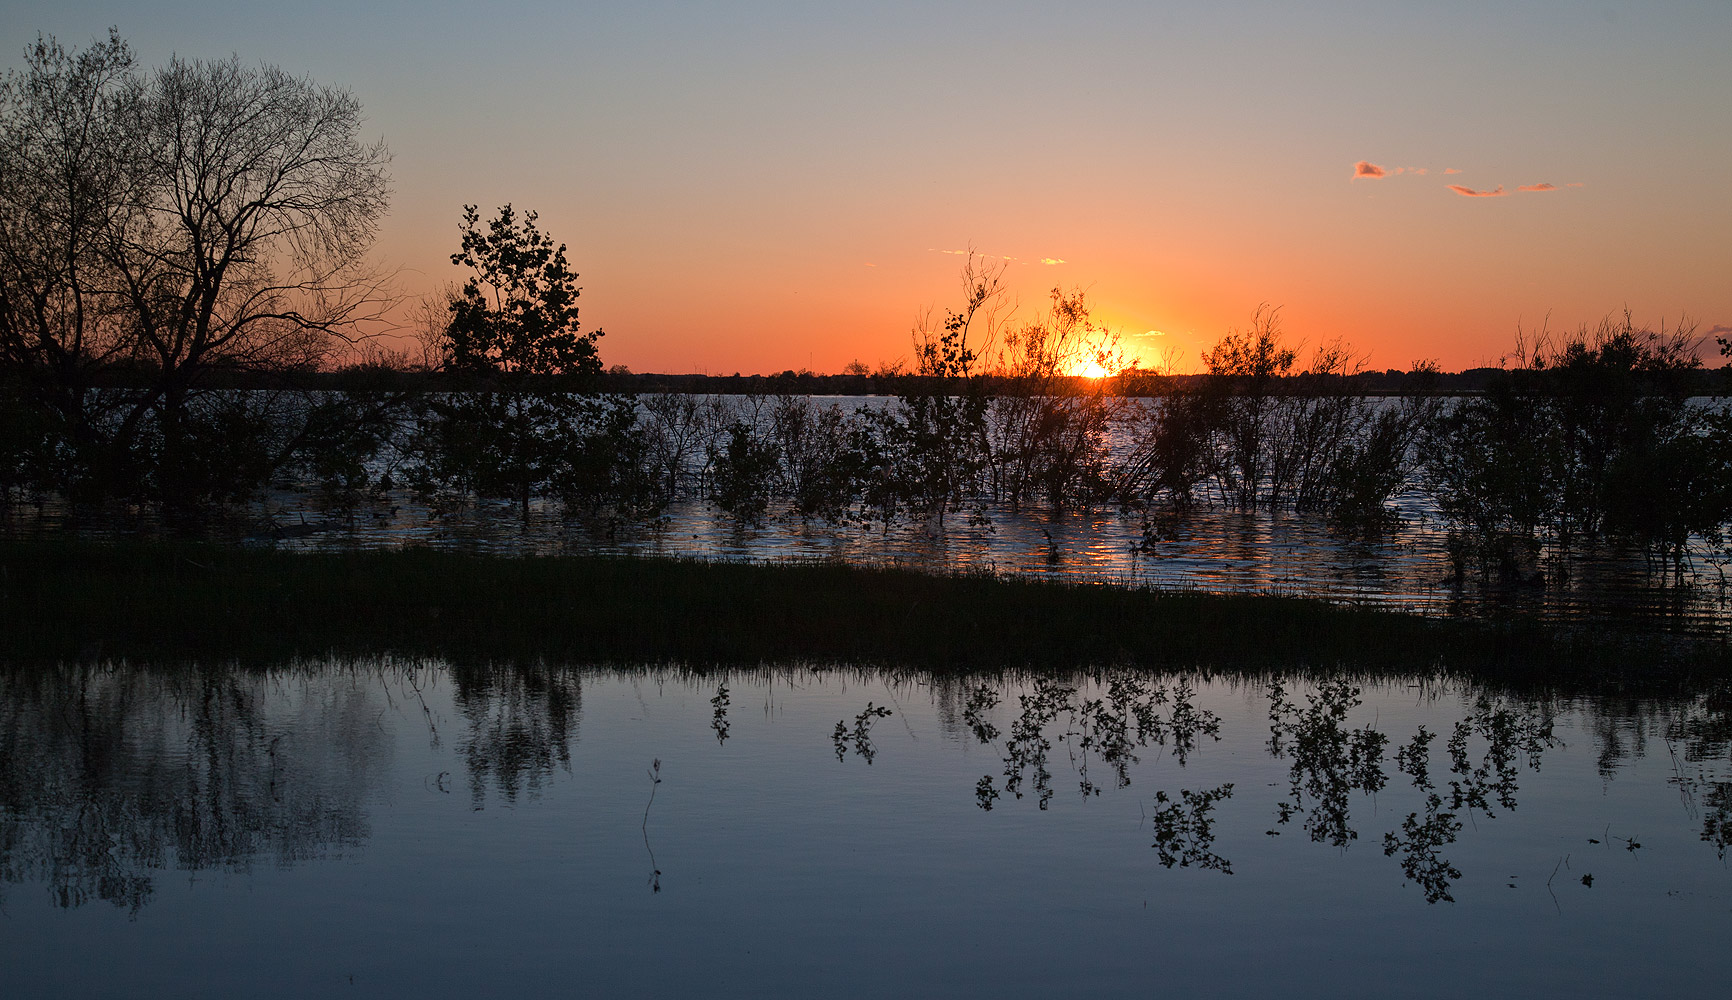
<box><xmin>1135</xmin><ymin>330</ymin><xmax>1166</xmax><ymax>338</ymax></box>
<box><xmin>930</xmin><ymin>248</ymin><xmax>1057</xmax><ymax>264</ymax></box>
<box><xmin>1355</xmin><ymin>161</ymin><xmax>1431</xmax><ymax>179</ymax></box>
<box><xmin>1519</xmin><ymin>182</ymin><xmax>1558</xmax><ymax>192</ymax></box>
<box><xmin>1567</xmin><ymin>182</ymin><xmax>1585</xmax><ymax>188</ymax></box>
<box><xmin>1706</xmin><ymin>324</ymin><xmax>1732</xmax><ymax>339</ymax></box>
<box><xmin>1443</xmin><ymin>168</ymin><xmax>1462</xmax><ymax>175</ymax></box>
<box><xmin>1447</xmin><ymin>184</ymin><xmax>1507</xmax><ymax>198</ymax></box>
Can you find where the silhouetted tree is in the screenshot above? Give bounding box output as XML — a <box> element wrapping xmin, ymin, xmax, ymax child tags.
<box><xmin>769</xmin><ymin>393</ymin><xmax>864</xmax><ymax>521</ymax></box>
<box><xmin>865</xmin><ymin>253</ymin><xmax>1002</xmax><ymax>530</ymax></box>
<box><xmin>409</xmin><ymin>205</ymin><xmax>648</xmax><ymax>520</ymax></box>
<box><xmin>0</xmin><ymin>31</ymin><xmax>392</xmax><ymax>512</ymax></box>
<box><xmin>0</xmin><ymin>31</ymin><xmax>138</xmax><ymax>501</ymax></box>
<box><xmin>706</xmin><ymin>412</ymin><xmax>779</xmax><ymax>522</ymax></box>
<box><xmin>987</xmin><ymin>288</ymin><xmax>1126</xmax><ymax>511</ymax></box>
<box><xmin>1201</xmin><ymin>305</ymin><xmax>1297</xmax><ymax>509</ymax></box>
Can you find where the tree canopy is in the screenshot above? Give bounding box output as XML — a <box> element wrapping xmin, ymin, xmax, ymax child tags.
<box><xmin>446</xmin><ymin>204</ymin><xmax>600</xmax><ymax>379</ymax></box>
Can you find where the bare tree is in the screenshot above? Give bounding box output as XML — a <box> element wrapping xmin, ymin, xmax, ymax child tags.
<box><xmin>118</xmin><ymin>54</ymin><xmax>390</xmax><ymax>481</ymax></box>
<box><xmin>0</xmin><ymin>30</ymin><xmax>138</xmax><ymax>493</ymax></box>
<box><xmin>0</xmin><ymin>32</ymin><xmax>392</xmax><ymax>505</ymax></box>
<box><xmin>870</xmin><ymin>252</ymin><xmax>1006</xmax><ymax>530</ymax></box>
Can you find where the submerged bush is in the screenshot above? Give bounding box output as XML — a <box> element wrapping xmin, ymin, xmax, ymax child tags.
<box><xmin>770</xmin><ymin>394</ymin><xmax>864</xmax><ymax>522</ymax></box>
<box><xmin>707</xmin><ymin>417</ymin><xmax>780</xmax><ymax>522</ymax></box>
<box><xmin>1421</xmin><ymin>316</ymin><xmax>1730</xmax><ymax>579</ymax></box>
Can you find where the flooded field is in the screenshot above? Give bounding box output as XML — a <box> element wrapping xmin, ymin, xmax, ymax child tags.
<box><xmin>2</xmin><ymin>661</ymin><xmax>1728</xmax><ymax>997</ymax></box>
<box><xmin>267</xmin><ymin>493</ymin><xmax>1727</xmax><ymax>630</ymax></box>
<box><xmin>7</xmin><ymin>393</ymin><xmax>1731</xmax><ymax>634</ymax></box>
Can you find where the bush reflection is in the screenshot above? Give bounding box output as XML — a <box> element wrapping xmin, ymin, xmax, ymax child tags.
<box><xmin>3</xmin><ymin>663</ymin><xmax>1729</xmax><ymax>912</ymax></box>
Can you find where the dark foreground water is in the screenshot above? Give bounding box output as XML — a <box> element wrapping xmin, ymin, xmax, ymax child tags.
<box><xmin>3</xmin><ymin>661</ymin><xmax>1730</xmax><ymax>998</ymax></box>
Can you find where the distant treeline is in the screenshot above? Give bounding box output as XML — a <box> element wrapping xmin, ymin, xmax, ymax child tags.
<box><xmin>44</xmin><ymin>361</ymin><xmax>1732</xmax><ymax>397</ymax></box>
<box><xmin>598</xmin><ymin>364</ymin><xmax>1732</xmax><ymax>398</ymax></box>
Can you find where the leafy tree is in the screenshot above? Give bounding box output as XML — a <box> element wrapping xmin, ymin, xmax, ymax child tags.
<box><xmin>1421</xmin><ymin>373</ymin><xmax>1563</xmax><ymax>577</ymax></box>
<box><xmin>411</xmin><ymin>205</ymin><xmax>647</xmax><ymax>520</ymax></box>
<box><xmin>1313</xmin><ymin>362</ymin><xmax>1440</xmax><ymax>527</ymax></box>
<box><xmin>769</xmin><ymin>394</ymin><xmax>864</xmax><ymax>522</ymax></box>
<box><xmin>445</xmin><ymin>204</ymin><xmax>599</xmax><ymax>379</ymax></box>
<box><xmin>1421</xmin><ymin>316</ymin><xmax>1725</xmax><ymax>579</ymax></box>
<box><xmin>707</xmin><ymin>418</ymin><xmax>780</xmax><ymax>522</ymax></box>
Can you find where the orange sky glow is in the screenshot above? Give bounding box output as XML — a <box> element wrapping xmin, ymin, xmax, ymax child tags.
<box><xmin>10</xmin><ymin>2</ymin><xmax>1729</xmax><ymax>375</ymax></box>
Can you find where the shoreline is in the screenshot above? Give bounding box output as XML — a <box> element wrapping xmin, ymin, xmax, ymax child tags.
<box><xmin>5</xmin><ymin>541</ymin><xmax>1726</xmax><ymax>689</ymax></box>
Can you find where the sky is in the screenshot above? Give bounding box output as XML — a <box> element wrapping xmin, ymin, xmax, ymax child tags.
<box><xmin>6</xmin><ymin>1</ymin><xmax>1730</xmax><ymax>374</ymax></box>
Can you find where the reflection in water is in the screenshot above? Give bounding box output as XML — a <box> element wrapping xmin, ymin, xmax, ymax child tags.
<box><xmin>969</xmin><ymin>675</ymin><xmax>1223</xmax><ymax>810</ymax></box>
<box><xmin>1266</xmin><ymin>681</ymin><xmax>1390</xmax><ymax>846</ymax></box>
<box><xmin>0</xmin><ymin>664</ymin><xmax>386</xmax><ymax>913</ymax></box>
<box><xmin>1259</xmin><ymin>684</ymin><xmax>1556</xmax><ymax>901</ymax></box>
<box><xmin>1150</xmin><ymin>784</ymin><xmax>1235</xmax><ymax>873</ymax></box>
<box><xmin>1383</xmin><ymin>728</ymin><xmax>1464</xmax><ymax>902</ymax></box>
<box><xmin>3</xmin><ymin>661</ymin><xmax>1730</xmax><ymax>925</ymax></box>
<box><xmin>710</xmin><ymin>684</ymin><xmax>731</xmax><ymax>745</ymax></box>
<box><xmin>643</xmin><ymin>758</ymin><xmax>662</xmax><ymax>894</ymax></box>
<box><xmin>1702</xmin><ymin>784</ymin><xmax>1732</xmax><ymax>860</ymax></box>
<box><xmin>1656</xmin><ymin>687</ymin><xmax>1732</xmax><ymax>861</ymax></box>
<box><xmin>833</xmin><ymin>702</ymin><xmax>893</xmax><ymax>764</ymax></box>
<box><xmin>450</xmin><ymin>663</ymin><xmax>581</xmax><ymax>808</ymax></box>
<box><xmin>950</xmin><ymin>674</ymin><xmax>1572</xmax><ymax>905</ymax></box>
<box><xmin>1443</xmin><ymin>697</ymin><xmax>1556</xmax><ymax>818</ymax></box>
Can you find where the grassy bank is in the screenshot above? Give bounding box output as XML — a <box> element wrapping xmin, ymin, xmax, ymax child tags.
<box><xmin>1</xmin><ymin>541</ymin><xmax>1724</xmax><ymax>687</ymax></box>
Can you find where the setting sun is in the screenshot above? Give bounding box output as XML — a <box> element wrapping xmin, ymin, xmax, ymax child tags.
<box><xmin>1070</xmin><ymin>359</ymin><xmax>1111</xmax><ymax>379</ymax></box>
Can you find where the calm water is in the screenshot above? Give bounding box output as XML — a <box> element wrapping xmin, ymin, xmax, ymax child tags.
<box><xmin>4</xmin><ymin>661</ymin><xmax>1729</xmax><ymax>997</ymax></box>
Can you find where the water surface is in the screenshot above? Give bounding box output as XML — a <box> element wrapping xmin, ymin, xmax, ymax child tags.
<box><xmin>3</xmin><ymin>661</ymin><xmax>1728</xmax><ymax>997</ymax></box>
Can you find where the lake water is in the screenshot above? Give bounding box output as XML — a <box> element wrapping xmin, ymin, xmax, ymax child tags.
<box><xmin>4</xmin><ymin>660</ymin><xmax>1729</xmax><ymax>997</ymax></box>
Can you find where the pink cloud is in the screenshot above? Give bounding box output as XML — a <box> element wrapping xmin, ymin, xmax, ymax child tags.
<box><xmin>1354</xmin><ymin>161</ymin><xmax>1434</xmax><ymax>180</ymax></box>
<box><xmin>1447</xmin><ymin>184</ymin><xmax>1507</xmax><ymax>198</ymax></box>
<box><xmin>1519</xmin><ymin>182</ymin><xmax>1558</xmax><ymax>192</ymax></box>
<box><xmin>1443</xmin><ymin>168</ymin><xmax>1462</xmax><ymax>175</ymax></box>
